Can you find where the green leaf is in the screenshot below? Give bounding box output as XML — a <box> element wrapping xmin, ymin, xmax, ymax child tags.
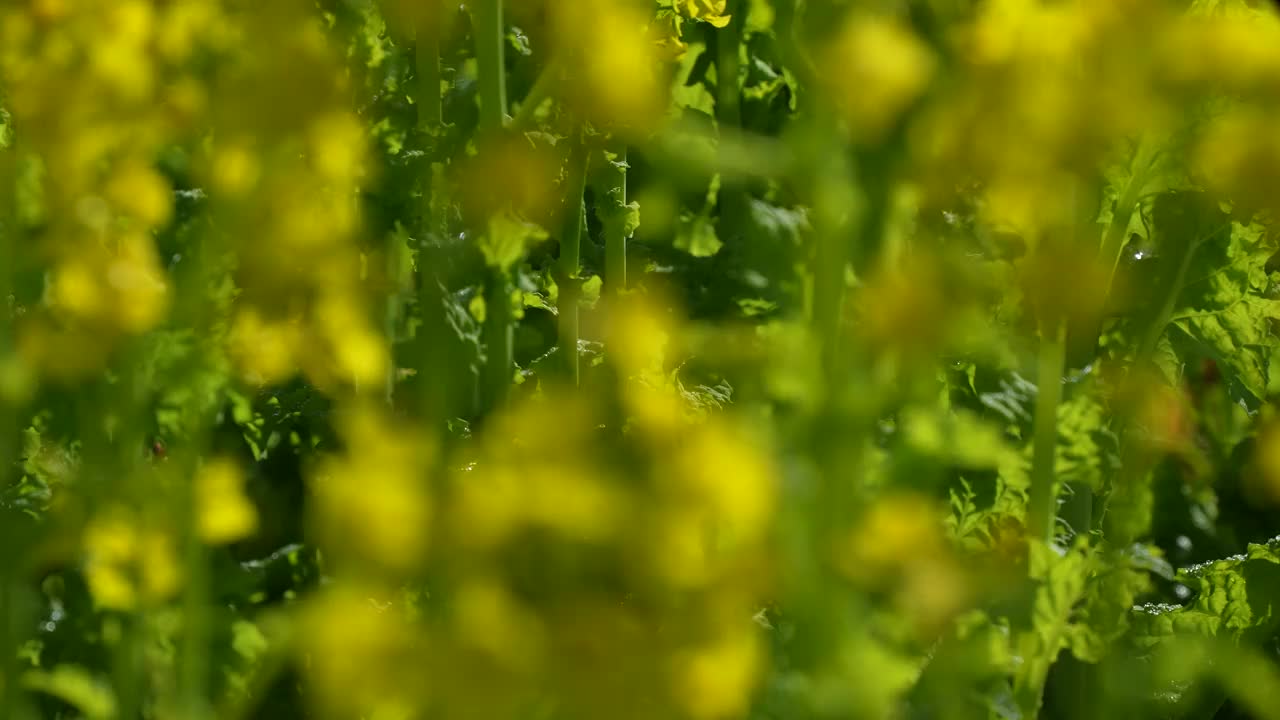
<box><xmin>23</xmin><ymin>666</ymin><xmax>117</xmax><ymax>720</ymax></box>
<box><xmin>478</xmin><ymin>213</ymin><xmax>550</xmax><ymax>271</ymax></box>
<box><xmin>1013</xmin><ymin>539</ymin><xmax>1092</xmax><ymax>717</ymax></box>
<box><xmin>674</xmin><ymin>213</ymin><xmax>723</xmax><ymax>257</ymax></box>
<box><xmin>1169</xmin><ymin>221</ymin><xmax>1280</xmax><ymax>406</ymax></box>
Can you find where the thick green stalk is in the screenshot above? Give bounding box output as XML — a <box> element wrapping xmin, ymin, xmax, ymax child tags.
<box><xmin>603</xmin><ymin>144</ymin><xmax>628</xmax><ymax>296</ymax></box>
<box><xmin>1028</xmin><ymin>317</ymin><xmax>1067</xmax><ymax>543</ymax></box>
<box><xmin>472</xmin><ymin>0</ymin><xmax>507</xmax><ymax>131</ymax></box>
<box><xmin>415</xmin><ymin>26</ymin><xmax>442</xmax><ymax>131</ymax></box>
<box><xmin>558</xmin><ymin>138</ymin><xmax>589</xmax><ymax>385</ymax></box>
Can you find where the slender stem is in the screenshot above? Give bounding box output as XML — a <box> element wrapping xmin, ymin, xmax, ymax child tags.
<box><xmin>1029</xmin><ymin>316</ymin><xmax>1067</xmax><ymax>543</ymax></box>
<box><xmin>481</xmin><ymin>270</ymin><xmax>513</xmax><ymax>411</ymax></box>
<box><xmin>179</xmin><ymin>516</ymin><xmax>211</xmax><ymax>719</ymax></box>
<box><xmin>558</xmin><ymin>137</ymin><xmax>589</xmax><ymax>385</ymax></box>
<box><xmin>808</xmin><ymin>125</ymin><xmax>856</xmax><ymax>383</ymax></box>
<box><xmin>472</xmin><ymin>0</ymin><xmax>507</xmax><ymax>132</ymax></box>
<box><xmin>715</xmin><ymin>3</ymin><xmax>747</xmax><ymax>243</ymax></box>
<box><xmin>714</xmin><ymin>3</ymin><xmax>743</xmax><ymax>128</ymax></box>
<box><xmin>603</xmin><ymin>144</ymin><xmax>628</xmax><ymax>297</ymax></box>
<box><xmin>385</xmin><ymin>231</ymin><xmax>413</xmax><ymax>404</ymax></box>
<box><xmin>415</xmin><ymin>26</ymin><xmax>442</xmax><ymax>131</ymax></box>
<box><xmin>0</xmin><ymin>576</ymin><xmax>14</xmax><ymax>720</ymax></box>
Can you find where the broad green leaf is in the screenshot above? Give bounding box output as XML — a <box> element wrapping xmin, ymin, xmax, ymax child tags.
<box><xmin>1170</xmin><ymin>221</ymin><xmax>1280</xmax><ymax>406</ymax></box>
<box><xmin>1013</xmin><ymin>539</ymin><xmax>1092</xmax><ymax>717</ymax></box>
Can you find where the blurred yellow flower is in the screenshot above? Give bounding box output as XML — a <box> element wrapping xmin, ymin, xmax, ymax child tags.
<box><xmin>302</xmin><ymin>586</ymin><xmax>420</xmax><ymax>719</ymax></box>
<box><xmin>228</xmin><ymin>308</ymin><xmax>301</xmax><ymax>386</ymax></box>
<box><xmin>670</xmin><ymin>630</ymin><xmax>762</xmax><ymax>720</ymax></box>
<box><xmin>311</xmin><ymin>405</ymin><xmax>432</xmax><ymax>572</ymax></box>
<box><xmin>668</xmin><ymin>422</ymin><xmax>774</xmax><ymax>542</ymax></box>
<box><xmin>210</xmin><ymin>143</ymin><xmax>261</xmax><ymax>196</ymax></box>
<box><xmin>195</xmin><ymin>457</ymin><xmax>258</xmax><ymax>545</ymax></box>
<box><xmin>309</xmin><ymin>111</ymin><xmax>367</xmax><ymax>182</ymax></box>
<box><xmin>552</xmin><ymin>2</ymin><xmax>667</xmax><ymax>133</ymax></box>
<box><xmin>453</xmin><ymin>576</ymin><xmax>546</xmax><ymax>671</ymax></box>
<box><xmin>821</xmin><ymin>15</ymin><xmax>934</xmax><ymax>141</ymax></box>
<box><xmin>107</xmin><ymin>162</ymin><xmax>173</xmax><ymax>227</ymax></box>
<box><xmin>107</xmin><ymin>233</ymin><xmax>171</xmax><ymax>333</ymax></box>
<box><xmin>83</xmin><ymin>511</ymin><xmax>181</xmax><ymax>611</ymax></box>
<box><xmin>839</xmin><ymin>493</ymin><xmax>947</xmax><ymax>585</ymax></box>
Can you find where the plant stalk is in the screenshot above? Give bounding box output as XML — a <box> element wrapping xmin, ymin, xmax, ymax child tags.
<box><xmin>714</xmin><ymin>2</ymin><xmax>747</xmax><ymax>242</ymax></box>
<box><xmin>1029</xmin><ymin>316</ymin><xmax>1067</xmax><ymax>543</ymax></box>
<box><xmin>415</xmin><ymin>25</ymin><xmax>442</xmax><ymax>131</ymax></box>
<box><xmin>558</xmin><ymin>137</ymin><xmax>589</xmax><ymax>385</ymax></box>
<box><xmin>481</xmin><ymin>270</ymin><xmax>514</xmax><ymax>411</ymax></box>
<box><xmin>603</xmin><ymin>144</ymin><xmax>628</xmax><ymax>297</ymax></box>
<box><xmin>472</xmin><ymin>0</ymin><xmax>507</xmax><ymax>131</ymax></box>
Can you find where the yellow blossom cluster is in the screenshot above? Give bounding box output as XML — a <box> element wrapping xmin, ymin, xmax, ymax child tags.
<box><xmin>208</xmin><ymin>8</ymin><xmax>387</xmax><ymax>392</ymax></box>
<box><xmin>909</xmin><ymin>0</ymin><xmax>1280</xmax><ymax>238</ymax></box>
<box><xmin>81</xmin><ymin>507</ymin><xmax>182</xmax><ymax>611</ymax></box>
<box><xmin>0</xmin><ymin>0</ymin><xmax>228</xmax><ymax>377</ymax></box>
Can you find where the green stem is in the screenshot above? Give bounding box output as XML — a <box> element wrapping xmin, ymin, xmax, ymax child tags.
<box><xmin>481</xmin><ymin>270</ymin><xmax>513</xmax><ymax>411</ymax></box>
<box><xmin>384</xmin><ymin>231</ymin><xmax>413</xmax><ymax>404</ymax></box>
<box><xmin>714</xmin><ymin>3</ymin><xmax>747</xmax><ymax>242</ymax></box>
<box><xmin>808</xmin><ymin>125</ymin><xmax>855</xmax><ymax>382</ymax></box>
<box><xmin>0</xmin><ymin>577</ymin><xmax>14</xmax><ymax>720</ymax></box>
<box><xmin>714</xmin><ymin>2</ymin><xmax>742</xmax><ymax>128</ymax></box>
<box><xmin>558</xmin><ymin>137</ymin><xmax>589</xmax><ymax>385</ymax></box>
<box><xmin>602</xmin><ymin>144</ymin><xmax>628</xmax><ymax>297</ymax></box>
<box><xmin>472</xmin><ymin>0</ymin><xmax>507</xmax><ymax>132</ymax></box>
<box><xmin>179</xmin><ymin>518</ymin><xmax>210</xmax><ymax>719</ymax></box>
<box><xmin>1029</xmin><ymin>316</ymin><xmax>1067</xmax><ymax>543</ymax></box>
<box><xmin>415</xmin><ymin>26</ymin><xmax>442</xmax><ymax>131</ymax></box>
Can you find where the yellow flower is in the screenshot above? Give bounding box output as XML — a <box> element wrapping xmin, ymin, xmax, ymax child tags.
<box><xmin>83</xmin><ymin>511</ymin><xmax>182</xmax><ymax>610</ymax></box>
<box><xmin>681</xmin><ymin>0</ymin><xmax>732</xmax><ymax>28</ymax></box>
<box><xmin>552</xmin><ymin>2</ymin><xmax>667</xmax><ymax>133</ymax></box>
<box><xmin>820</xmin><ymin>15</ymin><xmax>934</xmax><ymax>141</ymax></box>
<box><xmin>301</xmin><ymin>586</ymin><xmax>419</xmax><ymax>719</ymax></box>
<box><xmin>453</xmin><ymin>576</ymin><xmax>546</xmax><ymax>672</ymax></box>
<box><xmin>196</xmin><ymin>458</ymin><xmax>258</xmax><ymax>545</ymax></box>
<box><xmin>314</xmin><ymin>296</ymin><xmax>389</xmax><ymax>389</ymax></box>
<box><xmin>310</xmin><ymin>405</ymin><xmax>432</xmax><ymax>571</ymax></box>
<box><xmin>228</xmin><ymin>309</ymin><xmax>301</xmax><ymax>386</ymax></box>
<box><xmin>107</xmin><ymin>162</ymin><xmax>173</xmax><ymax>227</ymax></box>
<box><xmin>107</xmin><ymin>233</ymin><xmax>170</xmax><ymax>333</ymax></box>
<box><xmin>309</xmin><ymin>112</ymin><xmax>367</xmax><ymax>182</ymax></box>
<box><xmin>83</xmin><ymin>515</ymin><xmax>139</xmax><ymax>610</ymax></box>
<box><xmin>51</xmin><ymin>260</ymin><xmax>104</xmax><ymax>321</ymax></box>
<box><xmin>667</xmin><ymin>422</ymin><xmax>774</xmax><ymax>542</ymax></box>
<box><xmin>670</xmin><ymin>631</ymin><xmax>762</xmax><ymax>719</ymax></box>
<box><xmin>838</xmin><ymin>493</ymin><xmax>947</xmax><ymax>586</ymax></box>
<box><xmin>210</xmin><ymin>143</ymin><xmax>261</xmax><ymax>196</ymax></box>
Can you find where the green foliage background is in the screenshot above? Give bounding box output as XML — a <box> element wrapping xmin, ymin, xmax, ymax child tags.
<box><xmin>3</xmin><ymin>1</ymin><xmax>1280</xmax><ymax>719</ymax></box>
